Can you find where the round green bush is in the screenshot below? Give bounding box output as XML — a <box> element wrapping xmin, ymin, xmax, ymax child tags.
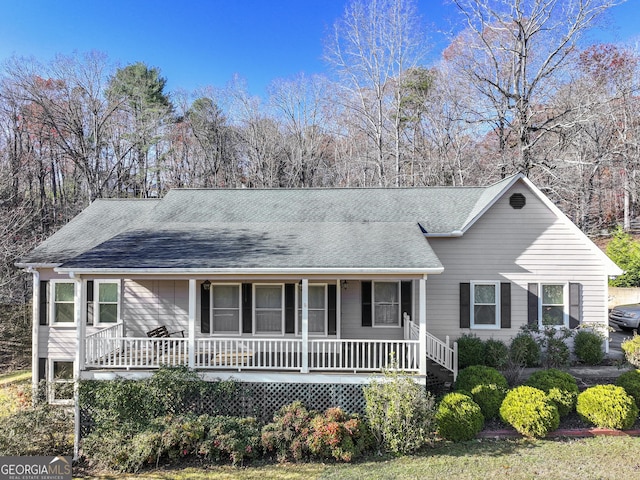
<box><xmin>573</xmin><ymin>330</ymin><xmax>604</xmax><ymax>365</ymax></box>
<box><xmin>457</xmin><ymin>334</ymin><xmax>486</xmax><ymax>369</ymax></box>
<box><xmin>436</xmin><ymin>393</ymin><xmax>484</xmax><ymax>442</ymax></box>
<box><xmin>525</xmin><ymin>369</ymin><xmax>579</xmax><ymax>417</ymax></box>
<box><xmin>616</xmin><ymin>370</ymin><xmax>640</xmax><ymax>409</ymax></box>
<box><xmin>470</xmin><ymin>383</ymin><xmax>506</xmax><ymax>420</ymax></box>
<box><xmin>484</xmin><ymin>338</ymin><xmax>509</xmax><ymax>369</ymax></box>
<box><xmin>509</xmin><ymin>333</ymin><xmax>541</xmax><ymax>368</ymax></box>
<box><xmin>543</xmin><ymin>337</ymin><xmax>570</xmax><ymax>368</ymax></box>
<box><xmin>500</xmin><ymin>386</ymin><xmax>560</xmax><ymax>438</ymax></box>
<box><xmin>454</xmin><ymin>365</ymin><xmax>509</xmax><ymax>393</ymax></box>
<box><xmin>577</xmin><ymin>385</ymin><xmax>639</xmax><ymax>430</ymax></box>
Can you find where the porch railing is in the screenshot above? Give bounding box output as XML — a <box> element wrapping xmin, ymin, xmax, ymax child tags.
<box><xmin>85</xmin><ymin>323</ymin><xmax>123</xmax><ymax>365</ymax></box>
<box><xmin>195</xmin><ymin>338</ymin><xmax>303</xmax><ymax>370</ymax></box>
<box><xmin>426</xmin><ymin>332</ymin><xmax>458</xmax><ymax>381</ymax></box>
<box><xmin>85</xmin><ymin>335</ymin><xmax>188</xmax><ymax>368</ymax></box>
<box><xmin>309</xmin><ymin>339</ymin><xmax>419</xmax><ymax>372</ymax></box>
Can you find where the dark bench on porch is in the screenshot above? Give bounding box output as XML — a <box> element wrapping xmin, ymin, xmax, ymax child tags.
<box><xmin>146</xmin><ymin>326</ymin><xmax>185</xmax><ymax>338</ymax></box>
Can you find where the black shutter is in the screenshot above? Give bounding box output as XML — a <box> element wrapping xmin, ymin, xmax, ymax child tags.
<box><xmin>500</xmin><ymin>282</ymin><xmax>511</xmax><ymax>329</ymax></box>
<box><xmin>528</xmin><ymin>283</ymin><xmax>539</xmax><ymax>327</ymax></box>
<box><xmin>285</xmin><ymin>283</ymin><xmax>295</xmax><ymax>334</ymax></box>
<box><xmin>569</xmin><ymin>282</ymin><xmax>582</xmax><ymax>329</ymax></box>
<box><xmin>38</xmin><ymin>358</ymin><xmax>47</xmax><ymax>382</ymax></box>
<box><xmin>200</xmin><ymin>284</ymin><xmax>210</xmax><ymax>334</ymax></box>
<box><xmin>459</xmin><ymin>283</ymin><xmax>470</xmax><ymax>328</ymax></box>
<box><xmin>401</xmin><ymin>281</ymin><xmax>412</xmax><ymax>326</ymax></box>
<box><xmin>39</xmin><ymin>280</ymin><xmax>49</xmax><ymax>326</ymax></box>
<box><xmin>328</xmin><ymin>284</ymin><xmax>337</xmax><ymax>335</ymax></box>
<box><xmin>86</xmin><ymin>280</ymin><xmax>94</xmax><ymax>325</ymax></box>
<box><xmin>242</xmin><ymin>283</ymin><xmax>252</xmax><ymax>334</ymax></box>
<box><xmin>361</xmin><ymin>281</ymin><xmax>372</xmax><ymax>327</ymax></box>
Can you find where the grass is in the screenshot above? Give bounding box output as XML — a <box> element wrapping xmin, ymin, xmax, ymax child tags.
<box><xmin>78</xmin><ymin>436</ymin><xmax>640</xmax><ymax>480</ymax></box>
<box><xmin>0</xmin><ymin>369</ymin><xmax>31</xmax><ymax>417</ymax></box>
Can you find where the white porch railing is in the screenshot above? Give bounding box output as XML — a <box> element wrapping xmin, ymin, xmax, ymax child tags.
<box><xmin>85</xmin><ymin>335</ymin><xmax>188</xmax><ymax>368</ymax></box>
<box><xmin>309</xmin><ymin>339</ymin><xmax>419</xmax><ymax>372</ymax></box>
<box><xmin>195</xmin><ymin>338</ymin><xmax>303</xmax><ymax>370</ymax></box>
<box><xmin>426</xmin><ymin>332</ymin><xmax>458</xmax><ymax>381</ymax></box>
<box><xmin>85</xmin><ymin>323</ymin><xmax>123</xmax><ymax>365</ymax></box>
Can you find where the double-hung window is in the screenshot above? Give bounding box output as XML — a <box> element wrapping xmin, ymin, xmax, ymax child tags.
<box><xmin>471</xmin><ymin>282</ymin><xmax>500</xmax><ymax>328</ymax></box>
<box><xmin>211</xmin><ymin>284</ymin><xmax>241</xmax><ymax>334</ymax></box>
<box><xmin>254</xmin><ymin>284</ymin><xmax>284</xmax><ymax>334</ymax></box>
<box><xmin>49</xmin><ymin>359</ymin><xmax>74</xmax><ymax>404</ymax></box>
<box><xmin>95</xmin><ymin>280</ymin><xmax>119</xmax><ymax>324</ymax></box>
<box><xmin>298</xmin><ymin>284</ymin><xmax>327</xmax><ymax>335</ymax></box>
<box><xmin>51</xmin><ymin>281</ymin><xmax>75</xmax><ymax>324</ymax></box>
<box><xmin>540</xmin><ymin>283</ymin><xmax>567</xmax><ymax>327</ymax></box>
<box><xmin>373</xmin><ymin>282</ymin><xmax>400</xmax><ymax>327</ymax></box>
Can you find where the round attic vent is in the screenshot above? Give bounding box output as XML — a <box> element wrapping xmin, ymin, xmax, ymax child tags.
<box><xmin>510</xmin><ymin>193</ymin><xmax>526</xmax><ymax>209</ymax></box>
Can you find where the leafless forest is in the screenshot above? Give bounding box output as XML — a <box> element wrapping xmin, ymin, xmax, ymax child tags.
<box><xmin>0</xmin><ymin>0</ymin><xmax>637</xmax><ymax>363</ymax></box>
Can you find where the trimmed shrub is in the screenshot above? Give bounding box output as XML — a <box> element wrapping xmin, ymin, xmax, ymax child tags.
<box><xmin>261</xmin><ymin>401</ymin><xmax>314</xmax><ymax>462</ymax></box>
<box><xmin>364</xmin><ymin>368</ymin><xmax>436</xmax><ymax>455</ymax></box>
<box><xmin>543</xmin><ymin>337</ymin><xmax>571</xmax><ymax>369</ymax></box>
<box><xmin>500</xmin><ymin>386</ymin><xmax>560</xmax><ymax>438</ymax></box>
<box><xmin>436</xmin><ymin>393</ymin><xmax>484</xmax><ymax>442</ymax></box>
<box><xmin>454</xmin><ymin>365</ymin><xmax>509</xmax><ymax>393</ymax></box>
<box><xmin>573</xmin><ymin>330</ymin><xmax>604</xmax><ymax>365</ymax></box>
<box><xmin>622</xmin><ymin>334</ymin><xmax>640</xmax><ymax>368</ymax></box>
<box><xmin>457</xmin><ymin>334</ymin><xmax>486</xmax><ymax>369</ymax></box>
<box><xmin>509</xmin><ymin>332</ymin><xmax>541</xmax><ymax>367</ymax></box>
<box><xmin>198</xmin><ymin>415</ymin><xmax>261</xmax><ymax>466</ymax></box>
<box><xmin>307</xmin><ymin>408</ymin><xmax>373</xmax><ymax>462</ymax></box>
<box><xmin>470</xmin><ymin>383</ymin><xmax>506</xmax><ymax>420</ymax></box>
<box><xmin>577</xmin><ymin>385</ymin><xmax>638</xmax><ymax>430</ymax></box>
<box><xmin>616</xmin><ymin>370</ymin><xmax>640</xmax><ymax>409</ymax></box>
<box><xmin>484</xmin><ymin>338</ymin><xmax>509</xmax><ymax>369</ymax></box>
<box><xmin>0</xmin><ymin>404</ymin><xmax>73</xmax><ymax>456</ymax></box>
<box><xmin>525</xmin><ymin>369</ymin><xmax>579</xmax><ymax>417</ymax></box>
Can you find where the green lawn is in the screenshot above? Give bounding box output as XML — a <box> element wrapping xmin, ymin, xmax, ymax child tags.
<box><xmin>0</xmin><ymin>369</ymin><xmax>31</xmax><ymax>417</ymax></box>
<box><xmin>79</xmin><ymin>436</ymin><xmax>640</xmax><ymax>480</ymax></box>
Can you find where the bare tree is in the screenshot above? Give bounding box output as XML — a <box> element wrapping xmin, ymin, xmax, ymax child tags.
<box><xmin>451</xmin><ymin>0</ymin><xmax>622</xmax><ymax>175</ymax></box>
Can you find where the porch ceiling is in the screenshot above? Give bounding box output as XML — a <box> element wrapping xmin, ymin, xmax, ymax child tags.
<box><xmin>56</xmin><ymin>221</ymin><xmax>443</xmax><ymax>273</ymax></box>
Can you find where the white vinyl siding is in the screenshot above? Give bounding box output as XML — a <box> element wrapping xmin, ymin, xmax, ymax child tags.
<box><xmin>471</xmin><ymin>282</ymin><xmax>500</xmax><ymax>329</ymax></box>
<box><xmin>211</xmin><ymin>284</ymin><xmax>241</xmax><ymax>334</ymax></box>
<box><xmin>425</xmin><ymin>182</ymin><xmax>610</xmax><ymax>342</ymax></box>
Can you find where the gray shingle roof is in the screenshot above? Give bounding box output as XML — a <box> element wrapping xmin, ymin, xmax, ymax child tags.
<box><xmin>18</xmin><ymin>175</ymin><xmax>519</xmax><ymax>272</ymax></box>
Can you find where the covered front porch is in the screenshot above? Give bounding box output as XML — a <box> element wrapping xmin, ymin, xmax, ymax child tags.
<box><xmin>72</xmin><ymin>276</ymin><xmax>458</xmax><ymax>380</ymax></box>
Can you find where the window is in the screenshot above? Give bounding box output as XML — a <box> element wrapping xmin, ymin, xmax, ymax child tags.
<box><xmin>298</xmin><ymin>284</ymin><xmax>327</xmax><ymax>335</ymax></box>
<box><xmin>254</xmin><ymin>284</ymin><xmax>284</xmax><ymax>334</ymax></box>
<box><xmin>51</xmin><ymin>281</ymin><xmax>75</xmax><ymax>324</ymax></box>
<box><xmin>211</xmin><ymin>284</ymin><xmax>241</xmax><ymax>334</ymax></box>
<box><xmin>373</xmin><ymin>282</ymin><xmax>400</xmax><ymax>327</ymax></box>
<box><xmin>540</xmin><ymin>284</ymin><xmax>567</xmax><ymax>327</ymax></box>
<box><xmin>95</xmin><ymin>280</ymin><xmax>119</xmax><ymax>324</ymax></box>
<box><xmin>49</xmin><ymin>360</ymin><xmax>74</xmax><ymax>404</ymax></box>
<box><xmin>471</xmin><ymin>282</ymin><xmax>500</xmax><ymax>328</ymax></box>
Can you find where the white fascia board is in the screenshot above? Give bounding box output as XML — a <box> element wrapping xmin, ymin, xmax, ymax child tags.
<box><xmin>55</xmin><ymin>266</ymin><xmax>445</xmax><ymax>276</ymax></box>
<box><xmin>15</xmin><ymin>262</ymin><xmax>61</xmax><ymax>269</ymax></box>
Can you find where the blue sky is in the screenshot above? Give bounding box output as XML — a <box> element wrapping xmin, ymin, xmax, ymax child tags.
<box><xmin>0</xmin><ymin>0</ymin><xmax>638</xmax><ymax>97</ymax></box>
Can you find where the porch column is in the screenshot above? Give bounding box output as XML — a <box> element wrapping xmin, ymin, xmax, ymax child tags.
<box><xmin>73</xmin><ymin>275</ymin><xmax>85</xmax><ymax>462</ymax></box>
<box><xmin>188</xmin><ymin>279</ymin><xmax>196</xmax><ymax>369</ymax></box>
<box><xmin>30</xmin><ymin>269</ymin><xmax>39</xmax><ymax>404</ymax></box>
<box><xmin>419</xmin><ymin>276</ymin><xmax>427</xmax><ymax>376</ymax></box>
<box><xmin>336</xmin><ymin>279</ymin><xmax>341</xmax><ymax>339</ymax></box>
<box><xmin>301</xmin><ymin>278</ymin><xmax>309</xmax><ymax>373</ymax></box>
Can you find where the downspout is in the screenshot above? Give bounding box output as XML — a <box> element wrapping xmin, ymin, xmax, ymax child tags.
<box><xmin>28</xmin><ymin>268</ymin><xmax>39</xmax><ymax>405</ymax></box>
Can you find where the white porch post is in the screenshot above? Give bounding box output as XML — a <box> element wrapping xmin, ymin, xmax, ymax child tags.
<box><xmin>419</xmin><ymin>275</ymin><xmax>427</xmax><ymax>376</ymax></box>
<box><xmin>30</xmin><ymin>269</ymin><xmax>40</xmax><ymax>404</ymax></box>
<box><xmin>188</xmin><ymin>279</ymin><xmax>196</xmax><ymax>369</ymax></box>
<box><xmin>336</xmin><ymin>279</ymin><xmax>341</xmax><ymax>339</ymax></box>
<box><xmin>301</xmin><ymin>278</ymin><xmax>309</xmax><ymax>373</ymax></box>
<box><xmin>73</xmin><ymin>275</ymin><xmax>85</xmax><ymax>461</ymax></box>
